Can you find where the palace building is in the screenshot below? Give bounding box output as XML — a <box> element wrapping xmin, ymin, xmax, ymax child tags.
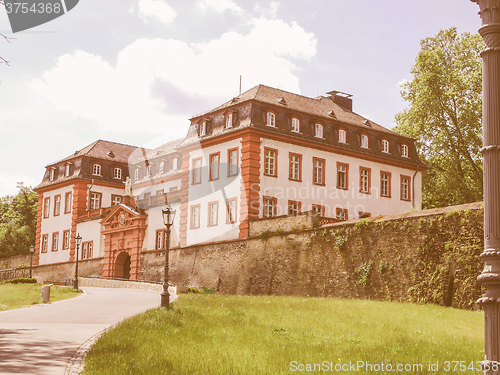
<box><xmin>34</xmin><ymin>85</ymin><xmax>426</xmax><ymax>280</ymax></box>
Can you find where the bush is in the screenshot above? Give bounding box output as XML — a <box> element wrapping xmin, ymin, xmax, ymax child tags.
<box><xmin>0</xmin><ymin>277</ymin><xmax>37</xmax><ymax>285</ymax></box>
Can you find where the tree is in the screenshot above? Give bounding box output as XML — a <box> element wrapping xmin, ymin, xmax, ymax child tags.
<box><xmin>0</xmin><ymin>183</ymin><xmax>38</xmax><ymax>258</ymax></box>
<box><xmin>394</xmin><ymin>27</ymin><xmax>483</xmax><ymax>208</ymax></box>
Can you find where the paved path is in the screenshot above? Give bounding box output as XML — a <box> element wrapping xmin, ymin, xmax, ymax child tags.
<box><xmin>0</xmin><ymin>287</ymin><xmax>160</xmax><ymax>375</ymax></box>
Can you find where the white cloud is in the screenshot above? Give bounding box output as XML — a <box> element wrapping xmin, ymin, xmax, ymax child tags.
<box><xmin>31</xmin><ymin>17</ymin><xmax>317</xmax><ymax>138</ymax></box>
<box><xmin>138</xmin><ymin>0</ymin><xmax>176</xmax><ymax>23</ymax></box>
<box><xmin>198</xmin><ymin>0</ymin><xmax>243</xmax><ymax>14</ymax></box>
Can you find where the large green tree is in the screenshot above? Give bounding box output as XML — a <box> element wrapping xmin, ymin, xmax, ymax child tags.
<box><xmin>0</xmin><ymin>183</ymin><xmax>38</xmax><ymax>258</ymax></box>
<box><xmin>394</xmin><ymin>27</ymin><xmax>483</xmax><ymax>208</ymax></box>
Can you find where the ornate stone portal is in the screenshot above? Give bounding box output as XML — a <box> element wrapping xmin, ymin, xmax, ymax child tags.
<box><xmin>472</xmin><ymin>0</ymin><xmax>500</xmax><ymax>373</ymax></box>
<box><xmin>101</xmin><ymin>204</ymin><xmax>147</xmax><ymax>281</ymax></box>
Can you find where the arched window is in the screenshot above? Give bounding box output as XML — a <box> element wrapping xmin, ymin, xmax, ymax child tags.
<box><xmin>338</xmin><ymin>129</ymin><xmax>347</xmax><ymax>143</ymax></box>
<box><xmin>134</xmin><ymin>168</ymin><xmax>140</xmax><ymax>180</ymax></box>
<box><xmin>199</xmin><ymin>121</ymin><xmax>206</xmax><ymax>136</ymax></box>
<box><xmin>225</xmin><ymin>113</ymin><xmax>233</xmax><ymax>129</ymax></box>
<box><xmin>361</xmin><ymin>134</ymin><xmax>369</xmax><ymax>149</ymax></box>
<box><xmin>402</xmin><ymin>144</ymin><xmax>409</xmax><ymax>157</ymax></box>
<box><xmin>92</xmin><ymin>164</ymin><xmax>102</xmax><ymax>176</ymax></box>
<box><xmin>291</xmin><ymin>118</ymin><xmax>300</xmax><ymax>133</ymax></box>
<box><xmin>315</xmin><ymin>123</ymin><xmax>323</xmax><ymax>138</ymax></box>
<box><xmin>382</xmin><ymin>139</ymin><xmax>390</xmax><ymax>153</ymax></box>
<box><xmin>114</xmin><ymin>167</ymin><xmax>122</xmax><ymax>179</ymax></box>
<box><xmin>266</xmin><ymin>112</ymin><xmax>276</xmax><ymax>127</ymax></box>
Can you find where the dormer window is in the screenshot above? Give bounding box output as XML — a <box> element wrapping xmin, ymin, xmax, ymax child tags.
<box><xmin>199</xmin><ymin>121</ymin><xmax>206</xmax><ymax>136</ymax></box>
<box><xmin>134</xmin><ymin>168</ymin><xmax>140</xmax><ymax>180</ymax></box>
<box><xmin>225</xmin><ymin>112</ymin><xmax>233</xmax><ymax>129</ymax></box>
<box><xmin>291</xmin><ymin>118</ymin><xmax>300</xmax><ymax>133</ymax></box>
<box><xmin>64</xmin><ymin>164</ymin><xmax>71</xmax><ymax>177</ymax></box>
<box><xmin>114</xmin><ymin>167</ymin><xmax>122</xmax><ymax>179</ymax></box>
<box><xmin>338</xmin><ymin>129</ymin><xmax>347</xmax><ymax>143</ymax></box>
<box><xmin>402</xmin><ymin>144</ymin><xmax>409</xmax><ymax>158</ymax></box>
<box><xmin>172</xmin><ymin>157</ymin><xmax>178</xmax><ymax>171</ymax></box>
<box><xmin>314</xmin><ymin>123</ymin><xmax>324</xmax><ymax>138</ymax></box>
<box><xmin>49</xmin><ymin>168</ymin><xmax>55</xmax><ymax>181</ymax></box>
<box><xmin>92</xmin><ymin>163</ymin><xmax>102</xmax><ymax>176</ymax></box>
<box><xmin>159</xmin><ymin>161</ymin><xmax>165</xmax><ymax>174</ymax></box>
<box><xmin>382</xmin><ymin>139</ymin><xmax>390</xmax><ymax>153</ymax></box>
<box><xmin>146</xmin><ymin>165</ymin><xmax>152</xmax><ymax>177</ymax></box>
<box><xmin>266</xmin><ymin>112</ymin><xmax>276</xmax><ymax>127</ymax></box>
<box><xmin>361</xmin><ymin>134</ymin><xmax>369</xmax><ymax>149</ymax></box>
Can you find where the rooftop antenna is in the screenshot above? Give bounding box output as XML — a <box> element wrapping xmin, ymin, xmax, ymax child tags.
<box><xmin>239</xmin><ymin>75</ymin><xmax>242</xmax><ymax>95</ymax></box>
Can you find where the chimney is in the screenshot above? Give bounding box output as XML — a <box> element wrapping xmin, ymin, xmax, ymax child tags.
<box><xmin>327</xmin><ymin>91</ymin><xmax>353</xmax><ymax>111</ymax></box>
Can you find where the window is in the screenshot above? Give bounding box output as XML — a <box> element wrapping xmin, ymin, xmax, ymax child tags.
<box><xmin>53</xmin><ymin>195</ymin><xmax>61</xmax><ymax>216</ymax></box>
<box><xmin>199</xmin><ymin>121</ymin><xmax>207</xmax><ymax>136</ymax></box>
<box><xmin>52</xmin><ymin>232</ymin><xmax>59</xmax><ymax>251</ymax></box>
<box><xmin>62</xmin><ymin>230</ymin><xmax>70</xmax><ymax>250</ymax></box>
<box><xmin>92</xmin><ymin>164</ymin><xmax>102</xmax><ymax>176</ymax></box>
<box><xmin>114</xmin><ymin>167</ymin><xmax>122</xmax><ymax>179</ymax></box>
<box><xmin>337</xmin><ymin>163</ymin><xmax>349</xmax><ymax>190</ymax></box>
<box><xmin>64</xmin><ymin>164</ymin><xmax>71</xmax><ymax>177</ymax></box>
<box><xmin>266</xmin><ymin>112</ymin><xmax>276</xmax><ymax>127</ymax></box>
<box><xmin>315</xmin><ymin>123</ymin><xmax>324</xmax><ymax>138</ymax></box>
<box><xmin>289</xmin><ymin>153</ymin><xmax>302</xmax><ymax>181</ymax></box>
<box><xmin>64</xmin><ymin>192</ymin><xmax>72</xmax><ymax>214</ymax></box>
<box><xmin>228</xmin><ymin>148</ymin><xmax>239</xmax><ymax>177</ymax></box>
<box><xmin>336</xmin><ymin>208</ymin><xmax>348</xmax><ymax>221</ymax></box>
<box><xmin>227</xmin><ymin>199</ymin><xmax>237</xmax><ymax>223</ymax></box>
<box><xmin>172</xmin><ymin>158</ymin><xmax>178</xmax><ymax>171</ymax></box>
<box><xmin>381</xmin><ymin>171</ymin><xmax>391</xmax><ymax>198</ymax></box>
<box><xmin>135</xmin><ymin>168</ymin><xmax>140</xmax><ymax>180</ymax></box>
<box><xmin>291</xmin><ymin>118</ymin><xmax>300</xmax><ymax>133</ymax></box>
<box><xmin>313</xmin><ymin>158</ymin><xmax>325</xmax><ymax>185</ymax></box>
<box><xmin>146</xmin><ymin>165</ymin><xmax>151</xmax><ymax>178</ymax></box>
<box><xmin>209</xmin><ymin>152</ymin><xmax>220</xmax><ymax>180</ymax></box>
<box><xmin>208</xmin><ymin>202</ymin><xmax>218</xmax><ymax>226</ymax></box>
<box><xmin>264</xmin><ymin>148</ymin><xmax>277</xmax><ymax>177</ymax></box>
<box><xmin>359</xmin><ymin>167</ymin><xmax>371</xmax><ymax>194</ymax></box>
<box><xmin>90</xmin><ymin>192</ymin><xmax>102</xmax><ymax>210</ymax></box>
<box><xmin>192</xmin><ymin>158</ymin><xmax>202</xmax><ymax>184</ymax></box>
<box><xmin>190</xmin><ymin>205</ymin><xmax>200</xmax><ymax>229</ymax></box>
<box><xmin>359</xmin><ymin>212</ymin><xmax>371</xmax><ymax>219</ymax></box>
<box><xmin>382</xmin><ymin>140</ymin><xmax>390</xmax><ymax>153</ymax></box>
<box><xmin>43</xmin><ymin>197</ymin><xmax>50</xmax><ymax>218</ymax></box>
<box><xmin>225</xmin><ymin>112</ymin><xmax>233</xmax><ymax>129</ymax></box>
<box><xmin>42</xmin><ymin>234</ymin><xmax>48</xmax><ymax>253</ymax></box>
<box><xmin>361</xmin><ymin>134</ymin><xmax>369</xmax><ymax>149</ymax></box>
<box><xmin>156</xmin><ymin>230</ymin><xmax>167</xmax><ymax>249</ymax></box>
<box><xmin>288</xmin><ymin>200</ymin><xmax>301</xmax><ymax>215</ymax></box>
<box><xmin>49</xmin><ymin>168</ymin><xmax>55</xmax><ymax>181</ymax></box>
<box><xmin>338</xmin><ymin>129</ymin><xmax>347</xmax><ymax>143</ymax></box>
<box><xmin>402</xmin><ymin>144</ymin><xmax>409</xmax><ymax>158</ymax></box>
<box><xmin>312</xmin><ymin>204</ymin><xmax>325</xmax><ymax>216</ymax></box>
<box><xmin>156</xmin><ymin>189</ymin><xmax>164</xmax><ymax>196</ymax></box>
<box><xmin>159</xmin><ymin>161</ymin><xmax>165</xmax><ymax>174</ymax></box>
<box><xmin>112</xmin><ymin>195</ymin><xmax>122</xmax><ymax>205</ymax></box>
<box><xmin>263</xmin><ymin>197</ymin><xmax>277</xmax><ymax>218</ymax></box>
<box><xmin>401</xmin><ymin>175</ymin><xmax>411</xmax><ymax>201</ymax></box>
<box><xmin>82</xmin><ymin>241</ymin><xmax>93</xmax><ymax>259</ymax></box>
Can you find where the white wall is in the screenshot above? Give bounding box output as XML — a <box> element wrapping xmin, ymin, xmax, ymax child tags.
<box><xmin>143</xmin><ymin>203</ymin><xmax>181</xmax><ymax>250</ymax></box>
<box><xmin>260</xmin><ymin>138</ymin><xmax>422</xmax><ymax>220</ymax></box>
<box><xmin>186</xmin><ymin>138</ymin><xmax>242</xmax><ymax>246</ymax></box>
<box><xmin>75</xmin><ymin>220</ymin><xmax>103</xmax><ymax>258</ymax></box>
<box><xmin>39</xmin><ymin>185</ymin><xmax>74</xmax><ymax>265</ymax></box>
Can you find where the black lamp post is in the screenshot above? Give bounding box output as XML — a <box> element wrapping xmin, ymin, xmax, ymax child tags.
<box><xmin>161</xmin><ymin>203</ymin><xmax>176</xmax><ymax>308</ymax></box>
<box><xmin>73</xmin><ymin>233</ymin><xmax>82</xmax><ymax>290</ymax></box>
<box><xmin>29</xmin><ymin>245</ymin><xmax>34</xmax><ymax>279</ymax></box>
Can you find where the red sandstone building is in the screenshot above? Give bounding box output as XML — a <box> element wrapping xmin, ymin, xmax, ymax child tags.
<box><xmin>34</xmin><ymin>85</ymin><xmax>426</xmax><ymax>280</ymax></box>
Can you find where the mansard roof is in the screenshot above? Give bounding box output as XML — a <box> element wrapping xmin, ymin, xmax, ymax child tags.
<box><xmin>58</xmin><ymin>139</ymin><xmax>139</xmax><ymax>164</ymax></box>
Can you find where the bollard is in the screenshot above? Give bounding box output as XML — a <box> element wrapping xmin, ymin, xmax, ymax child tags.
<box><xmin>41</xmin><ymin>284</ymin><xmax>52</xmax><ymax>303</ymax></box>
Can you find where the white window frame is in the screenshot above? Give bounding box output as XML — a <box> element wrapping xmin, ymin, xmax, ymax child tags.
<box><xmin>90</xmin><ymin>192</ymin><xmax>101</xmax><ymax>210</ymax></box>
<box><xmin>338</xmin><ymin>164</ymin><xmax>347</xmax><ymax>189</ymax></box>
<box><xmin>159</xmin><ymin>161</ymin><xmax>165</xmax><ymax>174</ymax></box>
<box><xmin>382</xmin><ymin>140</ymin><xmax>390</xmax><ymax>153</ymax></box>
<box><xmin>49</xmin><ymin>168</ymin><xmax>55</xmax><ymax>181</ymax></box>
<box><xmin>264</xmin><ymin>197</ymin><xmax>276</xmax><ymax>218</ymax></box>
<box><xmin>209</xmin><ymin>202</ymin><xmax>218</xmax><ymax>226</ymax></box>
<box><xmin>290</xmin><ymin>154</ymin><xmax>301</xmax><ymax>181</ymax></box>
<box><xmin>315</xmin><ymin>123</ymin><xmax>324</xmax><ymax>138</ymax></box>
<box><xmin>360</xmin><ymin>168</ymin><xmax>370</xmax><ymax>194</ymax></box>
<box><xmin>225</xmin><ymin>113</ymin><xmax>233</xmax><ymax>129</ymax></box>
<box><xmin>266</xmin><ymin>112</ymin><xmax>276</xmax><ymax>127</ymax></box>
<box><xmin>199</xmin><ymin>121</ymin><xmax>206</xmax><ymax>136</ymax></box>
<box><xmin>114</xmin><ymin>167</ymin><xmax>122</xmax><ymax>179</ymax></box>
<box><xmin>265</xmin><ymin>149</ymin><xmax>277</xmax><ymax>176</ymax></box>
<box><xmin>191</xmin><ymin>205</ymin><xmax>200</xmax><ymax>229</ymax></box>
<box><xmin>134</xmin><ymin>168</ymin><xmax>140</xmax><ymax>180</ymax></box>
<box><xmin>228</xmin><ymin>149</ymin><xmax>238</xmax><ymax>177</ymax></box>
<box><xmin>92</xmin><ymin>164</ymin><xmax>102</xmax><ymax>176</ymax></box>
<box><xmin>361</xmin><ymin>134</ymin><xmax>369</xmax><ymax>149</ymax></box>
<box><xmin>291</xmin><ymin>118</ymin><xmax>300</xmax><ymax>133</ymax></box>
<box><xmin>339</xmin><ymin>129</ymin><xmax>347</xmax><ymax>143</ymax></box>
<box><xmin>64</xmin><ymin>164</ymin><xmax>70</xmax><ymax>177</ymax></box>
<box><xmin>192</xmin><ymin>158</ymin><xmax>202</xmax><ymax>184</ymax></box>
<box><xmin>402</xmin><ymin>144</ymin><xmax>409</xmax><ymax>158</ymax></box>
<box><xmin>227</xmin><ymin>199</ymin><xmax>237</xmax><ymax>223</ymax></box>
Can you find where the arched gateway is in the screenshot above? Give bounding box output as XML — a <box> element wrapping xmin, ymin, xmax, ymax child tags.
<box><xmin>100</xmin><ymin>203</ymin><xmax>147</xmax><ymax>281</ymax></box>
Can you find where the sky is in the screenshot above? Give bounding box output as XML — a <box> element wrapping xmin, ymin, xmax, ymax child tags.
<box><xmin>0</xmin><ymin>0</ymin><xmax>483</xmax><ymax>197</ymax></box>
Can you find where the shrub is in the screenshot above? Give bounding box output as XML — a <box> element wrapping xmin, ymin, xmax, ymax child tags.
<box><xmin>0</xmin><ymin>277</ymin><xmax>37</xmax><ymax>285</ymax></box>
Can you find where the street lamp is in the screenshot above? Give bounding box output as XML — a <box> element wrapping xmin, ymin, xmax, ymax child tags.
<box><xmin>29</xmin><ymin>245</ymin><xmax>34</xmax><ymax>279</ymax></box>
<box><xmin>73</xmin><ymin>233</ymin><xmax>82</xmax><ymax>290</ymax></box>
<box><xmin>161</xmin><ymin>203</ymin><xmax>176</xmax><ymax>309</ymax></box>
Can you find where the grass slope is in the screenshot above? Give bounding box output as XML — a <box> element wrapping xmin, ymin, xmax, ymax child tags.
<box><xmin>0</xmin><ymin>283</ymin><xmax>82</xmax><ymax>311</ymax></box>
<box><xmin>84</xmin><ymin>295</ymin><xmax>484</xmax><ymax>375</ymax></box>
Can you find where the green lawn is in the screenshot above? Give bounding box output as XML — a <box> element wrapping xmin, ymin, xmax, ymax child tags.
<box><xmin>83</xmin><ymin>295</ymin><xmax>484</xmax><ymax>375</ymax></box>
<box><xmin>0</xmin><ymin>283</ymin><xmax>82</xmax><ymax>311</ymax></box>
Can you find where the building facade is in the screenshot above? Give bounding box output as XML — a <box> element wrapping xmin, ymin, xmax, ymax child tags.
<box><xmin>34</xmin><ymin>85</ymin><xmax>425</xmax><ymax>279</ymax></box>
